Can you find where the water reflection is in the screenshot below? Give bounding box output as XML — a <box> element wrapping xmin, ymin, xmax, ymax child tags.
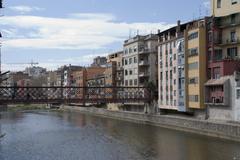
<box><xmin>0</xmin><ymin>111</ymin><xmax>240</xmax><ymax>160</ymax></box>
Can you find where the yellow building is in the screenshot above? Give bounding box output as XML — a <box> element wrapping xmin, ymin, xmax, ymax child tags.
<box><xmin>211</xmin><ymin>0</ymin><xmax>240</xmax><ymax>17</ymax></box>
<box><xmin>185</xmin><ymin>19</ymin><xmax>207</xmax><ymax>109</ymax></box>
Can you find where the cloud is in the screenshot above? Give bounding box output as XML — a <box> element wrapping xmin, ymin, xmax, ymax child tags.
<box><xmin>203</xmin><ymin>1</ymin><xmax>210</xmax><ymax>9</ymax></box>
<box><xmin>1</xmin><ymin>13</ymin><xmax>174</xmax><ymax>50</ymax></box>
<box><xmin>69</xmin><ymin>13</ymin><xmax>116</xmax><ymax>21</ymax></box>
<box><xmin>9</xmin><ymin>5</ymin><xmax>45</xmax><ymax>14</ymax></box>
<box><xmin>2</xmin><ymin>53</ymin><xmax>108</xmax><ymax>72</ymax></box>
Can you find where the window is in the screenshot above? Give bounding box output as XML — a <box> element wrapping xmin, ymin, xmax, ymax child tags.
<box><xmin>134</xmin><ymin>68</ymin><xmax>138</xmax><ymax>74</ymax></box>
<box><xmin>227</xmin><ymin>47</ymin><xmax>238</xmax><ymax>58</ymax></box>
<box><xmin>174</xmin><ymin>54</ymin><xmax>176</xmax><ymax>60</ymax></box>
<box><xmin>125</xmin><ymin>80</ymin><xmax>128</xmax><ymax>86</ymax></box>
<box><xmin>230</xmin><ymin>31</ymin><xmax>236</xmax><ymax>42</ymax></box>
<box><xmin>124</xmin><ymin>49</ymin><xmax>128</xmax><ymax>54</ymax></box>
<box><xmin>188</xmin><ymin>32</ymin><xmax>198</xmax><ymax>40</ymax></box>
<box><xmin>213</xmin><ymin>67</ymin><xmax>221</xmax><ymax>79</ymax></box>
<box><xmin>170</xmin><ymin>70</ymin><xmax>173</xmax><ymax>80</ymax></box>
<box><xmin>129</xmin><ymin>58</ymin><xmax>132</xmax><ymax>64</ymax></box>
<box><xmin>188</xmin><ymin>48</ymin><xmax>199</xmax><ymax>57</ymax></box>
<box><xmin>134</xmin><ymin>57</ymin><xmax>137</xmax><ymax>63</ymax></box>
<box><xmin>134</xmin><ymin>79</ymin><xmax>138</xmax><ymax>86</ymax></box>
<box><xmin>125</xmin><ymin>70</ymin><xmax>128</xmax><ymax>76</ymax></box>
<box><xmin>232</xmin><ymin>0</ymin><xmax>238</xmax><ymax>5</ymax></box>
<box><xmin>214</xmin><ymin>49</ymin><xmax>223</xmax><ymax>61</ymax></box>
<box><xmin>188</xmin><ymin>62</ymin><xmax>199</xmax><ymax>70</ymax></box>
<box><xmin>130</xmin><ymin>48</ymin><xmax>134</xmax><ymax>53</ymax></box>
<box><xmin>160</xmin><ymin>45</ymin><xmax>163</xmax><ymax>58</ymax></box>
<box><xmin>208</xmin><ymin>32</ymin><xmax>213</xmax><ymax>43</ymax></box>
<box><xmin>189</xmin><ymin>95</ymin><xmax>199</xmax><ymax>102</ymax></box>
<box><xmin>231</xmin><ymin>14</ymin><xmax>236</xmax><ymax>24</ymax></box>
<box><xmin>133</xmin><ymin>46</ymin><xmax>137</xmax><ymax>52</ymax></box>
<box><xmin>129</xmin><ymin>70</ymin><xmax>133</xmax><ymax>75</ymax></box>
<box><xmin>160</xmin><ymin>72</ymin><xmax>163</xmax><ymax>80</ymax></box>
<box><xmin>217</xmin><ymin>0</ymin><xmax>221</xmax><ymax>8</ymax></box>
<box><xmin>166</xmin><ymin>71</ymin><xmax>168</xmax><ymax>80</ymax></box>
<box><xmin>129</xmin><ymin>80</ymin><xmax>133</xmax><ymax>86</ymax></box>
<box><xmin>189</xmin><ymin>77</ymin><xmax>199</xmax><ymax>84</ymax></box>
<box><xmin>237</xmin><ymin>89</ymin><xmax>240</xmax><ymax>99</ymax></box>
<box><xmin>125</xmin><ymin>59</ymin><xmax>128</xmax><ymax>65</ymax></box>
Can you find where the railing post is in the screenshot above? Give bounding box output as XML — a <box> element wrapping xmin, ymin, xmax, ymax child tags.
<box><xmin>82</xmin><ymin>87</ymin><xmax>86</xmax><ymax>106</ymax></box>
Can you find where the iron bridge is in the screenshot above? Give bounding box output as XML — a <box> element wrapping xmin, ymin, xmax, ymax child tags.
<box><xmin>0</xmin><ymin>86</ymin><xmax>152</xmax><ymax>105</ymax></box>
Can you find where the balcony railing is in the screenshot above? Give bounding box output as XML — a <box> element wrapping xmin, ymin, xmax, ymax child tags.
<box><xmin>139</xmin><ymin>60</ymin><xmax>149</xmax><ymax>66</ymax></box>
<box><xmin>215</xmin><ymin>37</ymin><xmax>240</xmax><ymax>46</ymax></box>
<box><xmin>139</xmin><ymin>48</ymin><xmax>157</xmax><ymax>54</ymax></box>
<box><xmin>139</xmin><ymin>72</ymin><xmax>149</xmax><ymax>77</ymax></box>
<box><xmin>205</xmin><ymin>98</ymin><xmax>225</xmax><ymax>106</ymax></box>
<box><xmin>217</xmin><ymin>19</ymin><xmax>240</xmax><ymax>29</ymax></box>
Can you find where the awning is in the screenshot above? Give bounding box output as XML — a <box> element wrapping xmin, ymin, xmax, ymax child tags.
<box><xmin>205</xmin><ymin>77</ymin><xmax>230</xmax><ymax>86</ymax></box>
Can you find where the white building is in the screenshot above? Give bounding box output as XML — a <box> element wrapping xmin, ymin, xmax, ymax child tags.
<box><xmin>123</xmin><ymin>34</ymin><xmax>158</xmax><ymax>87</ymax></box>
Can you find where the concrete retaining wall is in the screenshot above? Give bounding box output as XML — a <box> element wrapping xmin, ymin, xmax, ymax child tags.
<box><xmin>63</xmin><ymin>106</ymin><xmax>240</xmax><ymax>142</ymax></box>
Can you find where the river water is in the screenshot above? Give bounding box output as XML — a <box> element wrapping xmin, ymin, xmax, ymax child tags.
<box><xmin>0</xmin><ymin>111</ymin><xmax>240</xmax><ymax>160</ymax></box>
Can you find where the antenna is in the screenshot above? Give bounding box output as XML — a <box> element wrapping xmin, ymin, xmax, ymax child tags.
<box><xmin>199</xmin><ymin>4</ymin><xmax>202</xmax><ymax>18</ymax></box>
<box><xmin>129</xmin><ymin>29</ymin><xmax>132</xmax><ymax>38</ymax></box>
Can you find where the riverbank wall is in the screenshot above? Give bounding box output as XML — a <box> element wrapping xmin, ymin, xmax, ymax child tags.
<box><xmin>63</xmin><ymin>106</ymin><xmax>240</xmax><ymax>142</ymax></box>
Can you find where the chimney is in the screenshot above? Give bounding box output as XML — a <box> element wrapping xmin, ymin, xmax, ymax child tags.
<box><xmin>177</xmin><ymin>20</ymin><xmax>181</xmax><ymax>33</ymax></box>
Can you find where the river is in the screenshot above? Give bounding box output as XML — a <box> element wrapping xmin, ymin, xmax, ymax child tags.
<box><xmin>0</xmin><ymin>111</ymin><xmax>240</xmax><ymax>160</ymax></box>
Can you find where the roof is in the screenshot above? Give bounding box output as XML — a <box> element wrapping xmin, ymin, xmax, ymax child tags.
<box><xmin>205</xmin><ymin>77</ymin><xmax>230</xmax><ymax>86</ymax></box>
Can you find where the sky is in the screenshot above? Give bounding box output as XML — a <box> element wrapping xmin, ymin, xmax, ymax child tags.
<box><xmin>0</xmin><ymin>0</ymin><xmax>210</xmax><ymax>71</ymax></box>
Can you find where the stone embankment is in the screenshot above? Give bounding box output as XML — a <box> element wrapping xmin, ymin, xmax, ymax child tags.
<box><xmin>63</xmin><ymin>106</ymin><xmax>240</xmax><ymax>142</ymax></box>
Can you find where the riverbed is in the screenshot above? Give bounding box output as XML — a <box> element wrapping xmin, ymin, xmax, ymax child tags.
<box><xmin>0</xmin><ymin>111</ymin><xmax>240</xmax><ymax>160</ymax></box>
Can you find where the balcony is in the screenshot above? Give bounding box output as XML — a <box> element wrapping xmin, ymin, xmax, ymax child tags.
<box><xmin>139</xmin><ymin>72</ymin><xmax>149</xmax><ymax>77</ymax></box>
<box><xmin>204</xmin><ymin>77</ymin><xmax>230</xmax><ymax>106</ymax></box>
<box><xmin>116</xmin><ymin>76</ymin><xmax>123</xmax><ymax>81</ymax></box>
<box><xmin>116</xmin><ymin>66</ymin><xmax>123</xmax><ymax>71</ymax></box>
<box><xmin>217</xmin><ymin>19</ymin><xmax>240</xmax><ymax>29</ymax></box>
<box><xmin>139</xmin><ymin>48</ymin><xmax>157</xmax><ymax>54</ymax></box>
<box><xmin>205</xmin><ymin>97</ymin><xmax>225</xmax><ymax>106</ymax></box>
<box><xmin>215</xmin><ymin>37</ymin><xmax>240</xmax><ymax>46</ymax></box>
<box><xmin>139</xmin><ymin>60</ymin><xmax>149</xmax><ymax>66</ymax></box>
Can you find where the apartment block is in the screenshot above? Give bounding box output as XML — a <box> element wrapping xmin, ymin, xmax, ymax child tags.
<box><xmin>72</xmin><ymin>67</ymin><xmax>106</xmax><ymax>87</ymax></box>
<box><xmin>6</xmin><ymin>72</ymin><xmax>30</xmax><ymax>86</ymax></box>
<box><xmin>203</xmin><ymin>0</ymin><xmax>240</xmax><ymax>121</ymax></box>
<box><xmin>205</xmin><ymin>1</ymin><xmax>240</xmax><ymax>107</ymax></box>
<box><xmin>123</xmin><ymin>34</ymin><xmax>158</xmax><ymax>87</ymax></box>
<box><xmin>185</xmin><ymin>19</ymin><xmax>207</xmax><ymax>110</ymax></box>
<box><xmin>91</xmin><ymin>56</ymin><xmax>107</xmax><ymax>67</ymax></box>
<box><xmin>158</xmin><ymin>21</ymin><xmax>190</xmax><ymax>111</ymax></box>
<box><xmin>104</xmin><ymin>61</ymin><xmax>117</xmax><ymax>87</ymax></box>
<box><xmin>24</xmin><ymin>66</ymin><xmax>47</xmax><ymax>78</ymax></box>
<box><xmin>211</xmin><ymin>0</ymin><xmax>240</xmax><ymax>17</ymax></box>
<box><xmin>62</xmin><ymin>65</ymin><xmax>83</xmax><ymax>87</ymax></box>
<box><xmin>107</xmin><ymin>51</ymin><xmax>124</xmax><ymax>86</ymax></box>
<box><xmin>158</xmin><ymin>19</ymin><xmax>207</xmax><ymax>112</ymax></box>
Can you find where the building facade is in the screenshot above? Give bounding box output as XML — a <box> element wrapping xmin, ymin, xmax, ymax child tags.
<box><xmin>24</xmin><ymin>66</ymin><xmax>47</xmax><ymax>78</ymax></box>
<box><xmin>91</xmin><ymin>56</ymin><xmax>107</xmax><ymax>67</ymax></box>
<box><xmin>123</xmin><ymin>34</ymin><xmax>158</xmax><ymax>87</ymax></box>
<box><xmin>158</xmin><ymin>19</ymin><xmax>208</xmax><ymax>112</ymax></box>
<box><xmin>203</xmin><ymin>0</ymin><xmax>240</xmax><ymax>121</ymax></box>
<box><xmin>185</xmin><ymin>19</ymin><xmax>207</xmax><ymax>110</ymax></box>
<box><xmin>158</xmin><ymin>22</ymin><xmax>185</xmax><ymax>111</ymax></box>
<box><xmin>107</xmin><ymin>51</ymin><xmax>124</xmax><ymax>86</ymax></box>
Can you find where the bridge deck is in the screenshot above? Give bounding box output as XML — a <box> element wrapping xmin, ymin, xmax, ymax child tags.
<box><xmin>0</xmin><ymin>86</ymin><xmax>152</xmax><ymax>105</ymax></box>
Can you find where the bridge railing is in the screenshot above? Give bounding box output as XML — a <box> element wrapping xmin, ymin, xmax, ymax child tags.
<box><xmin>0</xmin><ymin>86</ymin><xmax>152</xmax><ymax>104</ymax></box>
